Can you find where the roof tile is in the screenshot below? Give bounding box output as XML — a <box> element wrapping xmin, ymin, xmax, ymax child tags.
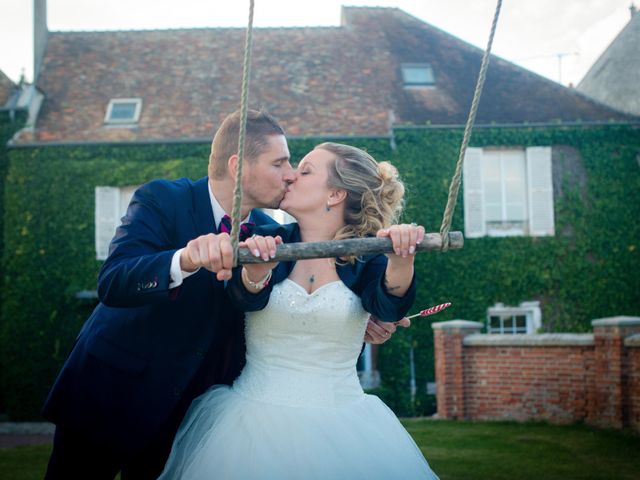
<box><xmin>19</xmin><ymin>6</ymin><xmax>634</xmax><ymax>144</ymax></box>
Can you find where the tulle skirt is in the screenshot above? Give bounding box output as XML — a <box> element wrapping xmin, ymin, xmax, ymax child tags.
<box><xmin>159</xmin><ymin>385</ymin><xmax>438</xmax><ymax>479</ymax></box>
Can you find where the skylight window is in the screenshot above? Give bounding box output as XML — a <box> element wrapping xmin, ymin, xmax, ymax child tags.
<box><xmin>104</xmin><ymin>98</ymin><xmax>142</xmax><ymax>124</ymax></box>
<box><xmin>401</xmin><ymin>63</ymin><xmax>435</xmax><ymax>87</ymax></box>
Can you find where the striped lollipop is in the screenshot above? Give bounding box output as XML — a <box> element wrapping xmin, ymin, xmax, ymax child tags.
<box><xmin>407</xmin><ymin>303</ymin><xmax>451</xmax><ymax>319</ymax></box>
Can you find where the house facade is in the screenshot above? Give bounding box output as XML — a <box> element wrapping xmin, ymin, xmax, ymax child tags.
<box><xmin>0</xmin><ymin>69</ymin><xmax>29</xmax><ymax>416</ymax></box>
<box><xmin>1</xmin><ymin>1</ymin><xmax>638</xmax><ymax>419</ymax></box>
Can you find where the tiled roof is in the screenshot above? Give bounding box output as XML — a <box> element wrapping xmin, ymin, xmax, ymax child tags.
<box><xmin>18</xmin><ymin>6</ymin><xmax>635</xmax><ymax>144</ymax></box>
<box><xmin>351</xmin><ymin>8</ymin><xmax>635</xmax><ymax>126</ymax></box>
<box><xmin>0</xmin><ymin>69</ymin><xmax>16</xmax><ymax>107</ymax></box>
<box><xmin>577</xmin><ymin>12</ymin><xmax>640</xmax><ymax>116</ymax></box>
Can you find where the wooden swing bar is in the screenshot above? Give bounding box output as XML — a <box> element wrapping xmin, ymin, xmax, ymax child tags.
<box><xmin>237</xmin><ymin>231</ymin><xmax>463</xmax><ymax>264</ymax></box>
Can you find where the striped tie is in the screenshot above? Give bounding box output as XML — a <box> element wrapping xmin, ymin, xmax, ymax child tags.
<box><xmin>219</xmin><ymin>214</ymin><xmax>255</xmax><ymax>240</ymax></box>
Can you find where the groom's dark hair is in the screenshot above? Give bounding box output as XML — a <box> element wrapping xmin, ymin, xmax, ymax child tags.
<box><xmin>208</xmin><ymin>109</ymin><xmax>285</xmax><ymax>180</ymax></box>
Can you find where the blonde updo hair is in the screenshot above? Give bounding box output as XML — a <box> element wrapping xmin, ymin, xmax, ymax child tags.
<box><xmin>315</xmin><ymin>142</ymin><xmax>405</xmax><ymax>243</ymax></box>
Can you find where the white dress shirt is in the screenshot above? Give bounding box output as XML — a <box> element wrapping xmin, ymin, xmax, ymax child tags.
<box><xmin>169</xmin><ymin>182</ymin><xmax>249</xmax><ymax>289</ymax></box>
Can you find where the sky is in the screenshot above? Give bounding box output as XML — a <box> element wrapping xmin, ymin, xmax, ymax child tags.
<box><xmin>0</xmin><ymin>0</ymin><xmax>636</xmax><ymax>87</ymax></box>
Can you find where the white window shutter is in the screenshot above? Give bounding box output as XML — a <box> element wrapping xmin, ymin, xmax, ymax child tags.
<box><xmin>95</xmin><ymin>186</ymin><xmax>120</xmax><ymax>260</ymax></box>
<box><xmin>119</xmin><ymin>186</ymin><xmax>137</xmax><ymax>214</ymax></box>
<box><xmin>526</xmin><ymin>147</ymin><xmax>555</xmax><ymax>236</ymax></box>
<box><xmin>463</xmin><ymin>147</ymin><xmax>485</xmax><ymax>238</ymax></box>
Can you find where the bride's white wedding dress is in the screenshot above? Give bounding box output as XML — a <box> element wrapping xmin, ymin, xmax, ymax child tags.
<box><xmin>159</xmin><ymin>279</ymin><xmax>438</xmax><ymax>479</ymax></box>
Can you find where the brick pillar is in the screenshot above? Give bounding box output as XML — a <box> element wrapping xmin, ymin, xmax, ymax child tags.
<box><xmin>589</xmin><ymin>316</ymin><xmax>640</xmax><ymax>428</ymax></box>
<box><xmin>433</xmin><ymin>320</ymin><xmax>483</xmax><ymax>419</ymax></box>
<box><xmin>625</xmin><ymin>334</ymin><xmax>640</xmax><ymax>432</ymax></box>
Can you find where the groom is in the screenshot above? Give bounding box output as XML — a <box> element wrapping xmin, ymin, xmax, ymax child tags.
<box><xmin>42</xmin><ymin>109</ymin><xmax>405</xmax><ymax>479</ymax></box>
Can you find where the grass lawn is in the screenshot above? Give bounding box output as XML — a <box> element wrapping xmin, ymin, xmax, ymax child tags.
<box><xmin>403</xmin><ymin>419</ymin><xmax>640</xmax><ymax>480</ymax></box>
<box><xmin>0</xmin><ymin>444</ymin><xmax>51</xmax><ymax>480</ymax></box>
<box><xmin>1</xmin><ymin>420</ymin><xmax>638</xmax><ymax>479</ymax></box>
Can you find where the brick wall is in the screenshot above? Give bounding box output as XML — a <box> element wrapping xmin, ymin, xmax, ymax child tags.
<box><xmin>625</xmin><ymin>334</ymin><xmax>640</xmax><ymax>431</ymax></box>
<box><xmin>433</xmin><ymin>316</ymin><xmax>640</xmax><ymax>432</ymax></box>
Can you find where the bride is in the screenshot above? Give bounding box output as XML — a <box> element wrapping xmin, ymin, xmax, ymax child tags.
<box><xmin>159</xmin><ymin>143</ymin><xmax>439</xmax><ymax>479</ymax></box>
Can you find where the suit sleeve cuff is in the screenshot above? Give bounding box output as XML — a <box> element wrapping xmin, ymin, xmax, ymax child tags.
<box><xmin>226</xmin><ymin>266</ymin><xmax>272</xmax><ymax>312</ymax></box>
<box><xmin>169</xmin><ymin>248</ymin><xmax>200</xmax><ymax>289</ymax></box>
<box><xmin>374</xmin><ymin>273</ymin><xmax>417</xmax><ymax>320</ymax></box>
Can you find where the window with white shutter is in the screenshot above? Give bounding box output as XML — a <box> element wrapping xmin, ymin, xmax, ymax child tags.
<box><xmin>463</xmin><ymin>147</ymin><xmax>485</xmax><ymax>238</ymax></box>
<box><xmin>262</xmin><ymin>208</ymin><xmax>296</xmax><ymax>224</ymax></box>
<box><xmin>463</xmin><ymin>146</ymin><xmax>555</xmax><ymax>238</ymax></box>
<box><xmin>526</xmin><ymin>147</ymin><xmax>555</xmax><ymax>236</ymax></box>
<box><xmin>95</xmin><ymin>185</ymin><xmax>139</xmax><ymax>260</ymax></box>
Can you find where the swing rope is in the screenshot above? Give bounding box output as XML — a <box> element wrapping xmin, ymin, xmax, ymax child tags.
<box><xmin>230</xmin><ymin>0</ymin><xmax>255</xmax><ymax>266</ymax></box>
<box><xmin>229</xmin><ymin>0</ymin><xmax>503</xmax><ymax>262</ymax></box>
<box><xmin>439</xmin><ymin>0</ymin><xmax>503</xmax><ymax>251</ymax></box>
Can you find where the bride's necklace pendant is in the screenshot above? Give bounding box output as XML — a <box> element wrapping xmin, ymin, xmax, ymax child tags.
<box><xmin>309</xmin><ymin>275</ymin><xmax>315</xmax><ymax>284</ymax></box>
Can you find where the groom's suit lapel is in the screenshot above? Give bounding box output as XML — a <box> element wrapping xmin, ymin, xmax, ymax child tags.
<box><xmin>189</xmin><ymin>177</ymin><xmax>221</xmax><ymax>290</ymax></box>
<box><xmin>190</xmin><ymin>177</ymin><xmax>217</xmax><ymax>238</ymax></box>
<box><xmin>189</xmin><ymin>177</ymin><xmax>262</xmax><ymax>236</ymax></box>
<box><xmin>188</xmin><ymin>177</ymin><xmax>265</xmax><ymax>289</ymax></box>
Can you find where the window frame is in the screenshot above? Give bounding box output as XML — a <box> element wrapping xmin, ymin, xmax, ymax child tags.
<box><xmin>400</xmin><ymin>63</ymin><xmax>436</xmax><ymax>87</ymax></box>
<box><xmin>483</xmin><ymin>148</ymin><xmax>528</xmax><ymax>237</ymax></box>
<box><xmin>357</xmin><ymin>343</ymin><xmax>380</xmax><ymax>390</ymax></box>
<box><xmin>463</xmin><ymin>146</ymin><xmax>555</xmax><ymax>238</ymax></box>
<box><xmin>104</xmin><ymin>98</ymin><xmax>143</xmax><ymax>125</ymax></box>
<box><xmin>486</xmin><ymin>301</ymin><xmax>542</xmax><ymax>334</ymax></box>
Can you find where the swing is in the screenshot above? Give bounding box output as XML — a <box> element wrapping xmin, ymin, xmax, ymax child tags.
<box><xmin>229</xmin><ymin>0</ymin><xmax>503</xmax><ymax>265</ymax></box>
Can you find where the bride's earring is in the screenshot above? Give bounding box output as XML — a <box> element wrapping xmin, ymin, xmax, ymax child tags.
<box><xmin>326</xmin><ymin>202</ymin><xmax>331</xmax><ymax>212</ymax></box>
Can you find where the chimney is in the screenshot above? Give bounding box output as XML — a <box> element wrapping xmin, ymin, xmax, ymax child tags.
<box><xmin>34</xmin><ymin>0</ymin><xmax>49</xmax><ymax>82</ymax></box>
<box><xmin>631</xmin><ymin>3</ymin><xmax>638</xmax><ymax>18</ymax></box>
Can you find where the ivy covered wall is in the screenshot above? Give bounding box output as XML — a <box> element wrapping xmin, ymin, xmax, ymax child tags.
<box><xmin>1</xmin><ymin>124</ymin><xmax>638</xmax><ymax>419</ymax></box>
<box><xmin>0</xmin><ymin>109</ymin><xmax>27</xmax><ymax>417</ymax></box>
<box><xmin>0</xmin><ymin>138</ymin><xmax>388</xmax><ymax>419</ymax></box>
<box><xmin>376</xmin><ymin>124</ymin><xmax>640</xmax><ymax>415</ymax></box>
<box><xmin>0</xmin><ymin>110</ymin><xmax>28</xmax><ymax>278</ymax></box>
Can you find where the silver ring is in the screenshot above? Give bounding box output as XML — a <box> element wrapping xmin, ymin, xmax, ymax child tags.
<box><xmin>410</xmin><ymin>222</ymin><xmax>417</xmax><ymax>227</ymax></box>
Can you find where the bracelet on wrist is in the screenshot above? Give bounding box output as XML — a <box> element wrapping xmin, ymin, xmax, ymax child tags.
<box><xmin>241</xmin><ymin>267</ymin><xmax>272</xmax><ymax>291</ymax></box>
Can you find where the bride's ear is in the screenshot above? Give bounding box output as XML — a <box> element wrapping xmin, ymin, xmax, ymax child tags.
<box><xmin>327</xmin><ymin>188</ymin><xmax>347</xmax><ymax>207</ymax></box>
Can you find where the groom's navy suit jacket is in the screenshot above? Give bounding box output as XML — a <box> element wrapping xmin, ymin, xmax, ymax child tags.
<box><xmin>42</xmin><ymin>176</ymin><xmax>276</xmax><ymax>457</ymax></box>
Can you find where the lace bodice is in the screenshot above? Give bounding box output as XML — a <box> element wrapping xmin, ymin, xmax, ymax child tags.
<box><xmin>232</xmin><ymin>279</ymin><xmax>369</xmax><ymax>407</ymax></box>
